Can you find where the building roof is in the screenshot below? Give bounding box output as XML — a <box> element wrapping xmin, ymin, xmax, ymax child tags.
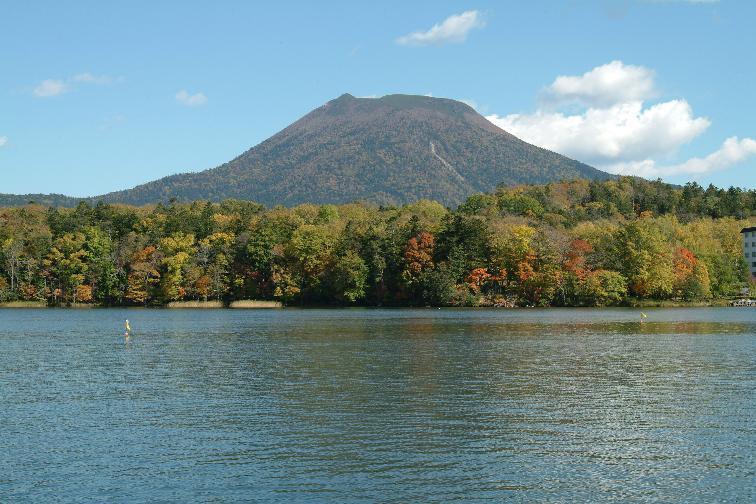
<box><xmin>742</xmin><ymin>226</ymin><xmax>756</xmax><ymax>233</ymax></box>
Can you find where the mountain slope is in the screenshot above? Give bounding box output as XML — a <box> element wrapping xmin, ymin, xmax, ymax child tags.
<box><xmin>97</xmin><ymin>94</ymin><xmax>611</xmax><ymax>207</ymax></box>
<box><xmin>0</xmin><ymin>94</ymin><xmax>613</xmax><ymax>208</ymax></box>
<box><xmin>0</xmin><ymin>193</ymin><xmax>85</xmax><ymax>207</ymax></box>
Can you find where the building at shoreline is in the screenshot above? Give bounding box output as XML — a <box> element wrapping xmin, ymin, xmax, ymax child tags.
<box><xmin>743</xmin><ymin>226</ymin><xmax>756</xmax><ymax>278</ymax></box>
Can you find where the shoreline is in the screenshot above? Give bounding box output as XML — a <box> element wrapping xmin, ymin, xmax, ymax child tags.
<box><xmin>0</xmin><ymin>300</ymin><xmax>745</xmax><ymax>309</ymax></box>
<box><xmin>0</xmin><ymin>300</ymin><xmax>284</xmax><ymax>309</ymax></box>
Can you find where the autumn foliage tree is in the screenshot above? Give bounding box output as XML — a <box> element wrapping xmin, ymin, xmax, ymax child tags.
<box><xmin>402</xmin><ymin>231</ymin><xmax>434</xmax><ymax>285</ymax></box>
<box><xmin>126</xmin><ymin>246</ymin><xmax>161</xmax><ymax>305</ymax></box>
<box><xmin>0</xmin><ymin>179</ymin><xmax>750</xmax><ymax>308</ymax></box>
<box><xmin>673</xmin><ymin>247</ymin><xmax>711</xmax><ymax>300</ymax></box>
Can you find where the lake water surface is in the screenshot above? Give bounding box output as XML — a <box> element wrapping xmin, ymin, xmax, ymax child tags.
<box><xmin>1</xmin><ymin>308</ymin><xmax>754</xmax><ymax>502</ymax></box>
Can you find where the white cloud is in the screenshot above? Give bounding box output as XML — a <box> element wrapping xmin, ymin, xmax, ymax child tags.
<box><xmin>71</xmin><ymin>73</ymin><xmax>116</xmax><ymax>84</ymax></box>
<box><xmin>33</xmin><ymin>72</ymin><xmax>120</xmax><ymax>98</ymax></box>
<box><xmin>485</xmin><ymin>60</ymin><xmax>754</xmax><ymax>178</ymax></box>
<box><xmin>0</xmin><ymin>136</ymin><xmax>7</xmax><ymax>147</ymax></box>
<box><xmin>542</xmin><ymin>60</ymin><xmax>656</xmax><ymax>108</ymax></box>
<box><xmin>34</xmin><ymin>79</ymin><xmax>68</xmax><ymax>97</ymax></box>
<box><xmin>487</xmin><ymin>99</ymin><xmax>709</xmax><ymax>165</ymax></box>
<box><xmin>396</xmin><ymin>10</ymin><xmax>483</xmax><ymax>46</ymax></box>
<box><xmin>605</xmin><ymin>137</ymin><xmax>756</xmax><ymax>177</ymax></box>
<box><xmin>175</xmin><ymin>90</ymin><xmax>208</xmax><ymax>107</ymax></box>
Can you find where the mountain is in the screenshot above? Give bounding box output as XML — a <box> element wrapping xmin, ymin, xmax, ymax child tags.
<box><xmin>0</xmin><ymin>193</ymin><xmax>85</xmax><ymax>207</ymax></box>
<box><xmin>1</xmin><ymin>94</ymin><xmax>612</xmax><ymax>208</ymax></box>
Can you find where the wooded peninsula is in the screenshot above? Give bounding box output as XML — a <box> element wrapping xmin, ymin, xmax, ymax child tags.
<box><xmin>1</xmin><ymin>177</ymin><xmax>754</xmax><ymax>308</ymax></box>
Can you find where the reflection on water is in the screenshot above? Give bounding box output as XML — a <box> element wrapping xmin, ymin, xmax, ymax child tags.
<box><xmin>1</xmin><ymin>308</ymin><xmax>754</xmax><ymax>502</ymax></box>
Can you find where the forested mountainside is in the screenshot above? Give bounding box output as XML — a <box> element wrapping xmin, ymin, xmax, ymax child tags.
<box><xmin>0</xmin><ymin>193</ymin><xmax>87</xmax><ymax>208</ymax></box>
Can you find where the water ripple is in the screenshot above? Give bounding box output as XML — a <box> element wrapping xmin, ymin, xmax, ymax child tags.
<box><xmin>1</xmin><ymin>308</ymin><xmax>754</xmax><ymax>502</ymax></box>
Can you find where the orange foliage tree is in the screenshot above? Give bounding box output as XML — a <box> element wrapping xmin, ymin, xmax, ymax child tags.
<box><xmin>125</xmin><ymin>246</ymin><xmax>161</xmax><ymax>305</ymax></box>
<box><xmin>402</xmin><ymin>231</ymin><xmax>434</xmax><ymax>283</ymax></box>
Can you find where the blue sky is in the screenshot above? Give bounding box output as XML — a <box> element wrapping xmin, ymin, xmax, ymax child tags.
<box><xmin>1</xmin><ymin>0</ymin><xmax>754</xmax><ymax>196</ymax></box>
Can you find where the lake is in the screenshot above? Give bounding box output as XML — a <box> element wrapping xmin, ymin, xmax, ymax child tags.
<box><xmin>1</xmin><ymin>308</ymin><xmax>754</xmax><ymax>502</ymax></box>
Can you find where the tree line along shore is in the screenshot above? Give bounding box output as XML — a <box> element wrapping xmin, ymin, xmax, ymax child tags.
<box><xmin>1</xmin><ymin>177</ymin><xmax>754</xmax><ymax>308</ymax></box>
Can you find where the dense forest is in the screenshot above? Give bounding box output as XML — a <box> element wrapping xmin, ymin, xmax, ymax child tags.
<box><xmin>1</xmin><ymin>177</ymin><xmax>753</xmax><ymax>308</ymax></box>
